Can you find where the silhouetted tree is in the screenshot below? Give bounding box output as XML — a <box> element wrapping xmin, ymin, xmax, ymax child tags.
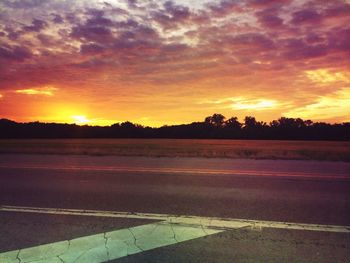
<box><xmin>204</xmin><ymin>114</ymin><xmax>226</xmax><ymax>128</ymax></box>
<box><xmin>244</xmin><ymin>116</ymin><xmax>258</xmax><ymax>129</ymax></box>
<box><xmin>305</xmin><ymin>120</ymin><xmax>313</xmax><ymax>127</ymax></box>
<box><xmin>225</xmin><ymin>117</ymin><xmax>242</xmax><ymax>129</ymax></box>
<box><xmin>0</xmin><ymin>115</ymin><xmax>349</xmax><ymax>140</ymax></box>
<box><xmin>120</xmin><ymin>121</ymin><xmax>136</xmax><ymax>129</ymax></box>
<box><xmin>272</xmin><ymin>117</ymin><xmax>306</xmax><ymax>129</ymax></box>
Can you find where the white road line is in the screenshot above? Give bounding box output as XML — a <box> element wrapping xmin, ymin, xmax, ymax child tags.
<box><xmin>0</xmin><ymin>221</ymin><xmax>223</xmax><ymax>263</ymax></box>
<box><xmin>1</xmin><ymin>205</ymin><xmax>349</xmax><ymax>233</ymax></box>
<box><xmin>0</xmin><ymin>164</ymin><xmax>348</xmax><ymax>180</ymax></box>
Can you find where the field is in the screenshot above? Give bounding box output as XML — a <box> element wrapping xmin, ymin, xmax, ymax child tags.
<box><xmin>0</xmin><ymin>139</ymin><xmax>349</xmax><ymax>162</ymax></box>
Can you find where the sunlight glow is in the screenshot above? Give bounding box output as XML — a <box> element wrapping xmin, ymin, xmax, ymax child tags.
<box><xmin>71</xmin><ymin>115</ymin><xmax>91</xmax><ymax>124</ymax></box>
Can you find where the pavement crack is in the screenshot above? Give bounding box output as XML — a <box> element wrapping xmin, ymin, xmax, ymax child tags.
<box><xmin>71</xmin><ymin>242</ymin><xmax>96</xmax><ymax>263</ymax></box>
<box><xmin>58</xmin><ymin>240</ymin><xmax>70</xmax><ymax>257</ymax></box>
<box><xmin>128</xmin><ymin>228</ymin><xmax>144</xmax><ymax>252</ymax></box>
<box><xmin>103</xmin><ymin>232</ymin><xmax>110</xmax><ymax>260</ymax></box>
<box><xmin>15</xmin><ymin>249</ymin><xmax>21</xmax><ymax>263</ymax></box>
<box><xmin>57</xmin><ymin>255</ymin><xmax>65</xmax><ymax>263</ymax></box>
<box><xmin>56</xmin><ymin>239</ymin><xmax>70</xmax><ymax>260</ymax></box>
<box><xmin>150</xmin><ymin>224</ymin><xmax>159</xmax><ymax>235</ymax></box>
<box><xmin>200</xmin><ymin>220</ymin><xmax>209</xmax><ymax>235</ymax></box>
<box><xmin>169</xmin><ymin>221</ymin><xmax>179</xmax><ymax>243</ymax></box>
<box><xmin>123</xmin><ymin>240</ymin><xmax>133</xmax><ymax>256</ymax></box>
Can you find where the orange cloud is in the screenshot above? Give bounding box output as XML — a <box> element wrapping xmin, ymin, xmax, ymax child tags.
<box><xmin>15</xmin><ymin>86</ymin><xmax>57</xmax><ymax>96</ymax></box>
<box><xmin>305</xmin><ymin>69</ymin><xmax>350</xmax><ymax>84</ymax></box>
<box><xmin>200</xmin><ymin>97</ymin><xmax>278</xmax><ymax>111</ymax></box>
<box><xmin>284</xmin><ymin>88</ymin><xmax>350</xmax><ymax>122</ymax></box>
<box><xmin>232</xmin><ymin>99</ymin><xmax>277</xmax><ymax>111</ymax></box>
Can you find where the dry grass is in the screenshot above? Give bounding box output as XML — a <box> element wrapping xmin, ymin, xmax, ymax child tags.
<box><xmin>0</xmin><ymin>139</ymin><xmax>349</xmax><ymax>161</ymax></box>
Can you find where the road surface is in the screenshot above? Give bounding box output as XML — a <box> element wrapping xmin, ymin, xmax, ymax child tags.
<box><xmin>0</xmin><ymin>154</ymin><xmax>350</xmax><ymax>262</ymax></box>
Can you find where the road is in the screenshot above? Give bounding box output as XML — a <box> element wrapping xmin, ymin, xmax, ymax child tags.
<box><xmin>0</xmin><ymin>154</ymin><xmax>350</xmax><ymax>262</ymax></box>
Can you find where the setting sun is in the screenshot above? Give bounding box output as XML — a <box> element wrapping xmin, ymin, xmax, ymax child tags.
<box><xmin>71</xmin><ymin>115</ymin><xmax>91</xmax><ymax>125</ymax></box>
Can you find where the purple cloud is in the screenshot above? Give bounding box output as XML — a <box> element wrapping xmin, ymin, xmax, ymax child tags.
<box><xmin>0</xmin><ymin>44</ymin><xmax>32</xmax><ymax>61</ymax></box>
<box><xmin>152</xmin><ymin>1</ymin><xmax>191</xmax><ymax>29</ymax></box>
<box><xmin>70</xmin><ymin>25</ymin><xmax>113</xmax><ymax>42</ymax></box>
<box><xmin>249</xmin><ymin>0</ymin><xmax>291</xmax><ymax>7</ymax></box>
<box><xmin>256</xmin><ymin>8</ymin><xmax>284</xmax><ymax>28</ymax></box>
<box><xmin>207</xmin><ymin>0</ymin><xmax>240</xmax><ymax>16</ymax></box>
<box><xmin>291</xmin><ymin>9</ymin><xmax>322</xmax><ymax>25</ymax></box>
<box><xmin>324</xmin><ymin>3</ymin><xmax>350</xmax><ymax>18</ymax></box>
<box><xmin>3</xmin><ymin>0</ymin><xmax>46</xmax><ymax>9</ymax></box>
<box><xmin>328</xmin><ymin>27</ymin><xmax>350</xmax><ymax>52</ymax></box>
<box><xmin>127</xmin><ymin>0</ymin><xmax>138</xmax><ymax>9</ymax></box>
<box><xmin>80</xmin><ymin>43</ymin><xmax>105</xmax><ymax>55</ymax></box>
<box><xmin>52</xmin><ymin>14</ymin><xmax>64</xmax><ymax>24</ymax></box>
<box><xmin>281</xmin><ymin>38</ymin><xmax>328</xmax><ymax>60</ymax></box>
<box><xmin>22</xmin><ymin>19</ymin><xmax>47</xmax><ymax>32</ymax></box>
<box><xmin>305</xmin><ymin>33</ymin><xmax>325</xmax><ymax>44</ymax></box>
<box><xmin>4</xmin><ymin>27</ymin><xmax>20</xmax><ymax>40</ymax></box>
<box><xmin>229</xmin><ymin>33</ymin><xmax>275</xmax><ymax>50</ymax></box>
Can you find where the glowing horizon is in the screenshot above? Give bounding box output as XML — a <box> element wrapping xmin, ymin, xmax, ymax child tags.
<box><xmin>0</xmin><ymin>0</ymin><xmax>349</xmax><ymax>126</ymax></box>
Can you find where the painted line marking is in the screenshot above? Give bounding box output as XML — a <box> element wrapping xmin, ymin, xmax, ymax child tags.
<box><xmin>0</xmin><ymin>221</ymin><xmax>223</xmax><ymax>263</ymax></box>
<box><xmin>1</xmin><ymin>205</ymin><xmax>349</xmax><ymax>234</ymax></box>
<box><xmin>0</xmin><ymin>164</ymin><xmax>348</xmax><ymax>180</ymax></box>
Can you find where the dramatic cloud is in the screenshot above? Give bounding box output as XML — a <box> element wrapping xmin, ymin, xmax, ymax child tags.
<box><xmin>0</xmin><ymin>0</ymin><xmax>349</xmax><ymax>125</ymax></box>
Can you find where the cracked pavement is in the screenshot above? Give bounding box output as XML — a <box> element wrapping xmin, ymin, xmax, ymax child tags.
<box><xmin>1</xmin><ymin>209</ymin><xmax>350</xmax><ymax>263</ymax></box>
<box><xmin>0</xmin><ymin>219</ymin><xmax>223</xmax><ymax>262</ymax></box>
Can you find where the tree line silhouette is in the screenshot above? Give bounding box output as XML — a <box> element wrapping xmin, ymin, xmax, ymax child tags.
<box><xmin>0</xmin><ymin>114</ymin><xmax>349</xmax><ymax>140</ymax></box>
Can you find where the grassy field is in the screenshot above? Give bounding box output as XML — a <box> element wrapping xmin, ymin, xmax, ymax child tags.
<box><xmin>0</xmin><ymin>139</ymin><xmax>349</xmax><ymax>162</ymax></box>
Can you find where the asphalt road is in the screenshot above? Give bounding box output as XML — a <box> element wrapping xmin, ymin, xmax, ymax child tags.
<box><xmin>1</xmin><ymin>154</ymin><xmax>350</xmax><ymax>262</ymax></box>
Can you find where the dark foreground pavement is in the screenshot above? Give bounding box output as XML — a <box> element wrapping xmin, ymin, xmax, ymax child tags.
<box><xmin>0</xmin><ymin>154</ymin><xmax>350</xmax><ymax>262</ymax></box>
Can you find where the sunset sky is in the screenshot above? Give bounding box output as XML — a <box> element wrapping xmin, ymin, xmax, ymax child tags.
<box><xmin>0</xmin><ymin>0</ymin><xmax>349</xmax><ymax>126</ymax></box>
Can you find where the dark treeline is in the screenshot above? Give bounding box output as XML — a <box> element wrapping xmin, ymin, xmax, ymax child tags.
<box><xmin>1</xmin><ymin>114</ymin><xmax>349</xmax><ymax>140</ymax></box>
